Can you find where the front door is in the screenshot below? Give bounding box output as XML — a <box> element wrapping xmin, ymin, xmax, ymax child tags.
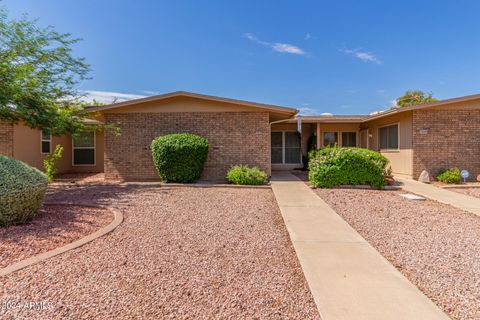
<box><xmin>271</xmin><ymin>131</ymin><xmax>301</xmax><ymax>165</ymax></box>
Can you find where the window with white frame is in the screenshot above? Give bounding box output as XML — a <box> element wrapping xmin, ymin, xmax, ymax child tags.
<box><xmin>41</xmin><ymin>130</ymin><xmax>52</xmax><ymax>154</ymax></box>
<box><xmin>271</xmin><ymin>131</ymin><xmax>301</xmax><ymax>164</ymax></box>
<box><xmin>379</xmin><ymin>124</ymin><xmax>399</xmax><ymax>150</ymax></box>
<box><xmin>341</xmin><ymin>132</ymin><xmax>357</xmax><ymax>147</ymax></box>
<box><xmin>73</xmin><ymin>131</ymin><xmax>95</xmax><ymax>165</ymax></box>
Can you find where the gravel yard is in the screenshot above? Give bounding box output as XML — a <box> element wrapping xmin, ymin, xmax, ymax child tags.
<box><xmin>446</xmin><ymin>187</ymin><xmax>480</xmax><ymax>198</ymax></box>
<box><xmin>0</xmin><ymin>204</ymin><xmax>112</xmax><ymax>268</ymax></box>
<box><xmin>0</xmin><ymin>185</ymin><xmax>319</xmax><ymax>319</ymax></box>
<box><xmin>314</xmin><ymin>187</ymin><xmax>480</xmax><ymax>320</ymax></box>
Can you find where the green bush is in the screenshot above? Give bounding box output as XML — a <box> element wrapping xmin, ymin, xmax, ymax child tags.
<box><xmin>226</xmin><ymin>165</ymin><xmax>267</xmax><ymax>185</ymax></box>
<box><xmin>0</xmin><ymin>156</ymin><xmax>48</xmax><ymax>226</ymax></box>
<box><xmin>308</xmin><ymin>147</ymin><xmax>389</xmax><ymax>188</ymax></box>
<box><xmin>43</xmin><ymin>144</ymin><xmax>63</xmax><ymax>182</ymax></box>
<box><xmin>151</xmin><ymin>133</ymin><xmax>209</xmax><ymax>183</ymax></box>
<box><xmin>436</xmin><ymin>167</ymin><xmax>461</xmax><ymax>184</ymax></box>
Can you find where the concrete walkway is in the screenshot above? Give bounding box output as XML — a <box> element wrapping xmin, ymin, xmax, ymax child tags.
<box><xmin>396</xmin><ymin>176</ymin><xmax>480</xmax><ymax>216</ymax></box>
<box><xmin>270</xmin><ymin>172</ymin><xmax>449</xmax><ymax>320</ymax></box>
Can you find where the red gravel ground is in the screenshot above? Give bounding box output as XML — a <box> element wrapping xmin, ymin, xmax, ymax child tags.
<box><xmin>0</xmin><ymin>186</ymin><xmax>319</xmax><ymax>319</ymax></box>
<box><xmin>446</xmin><ymin>187</ymin><xmax>480</xmax><ymax>198</ymax></box>
<box><xmin>0</xmin><ymin>204</ymin><xmax>113</xmax><ymax>268</ymax></box>
<box><xmin>53</xmin><ymin>173</ymin><xmax>108</xmax><ymax>185</ymax></box>
<box><xmin>314</xmin><ymin>188</ymin><xmax>480</xmax><ymax>320</ymax></box>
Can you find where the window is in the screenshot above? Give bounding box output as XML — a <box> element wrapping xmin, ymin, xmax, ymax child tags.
<box><xmin>323</xmin><ymin>132</ymin><xmax>338</xmax><ymax>147</ymax></box>
<box><xmin>360</xmin><ymin>129</ymin><xmax>369</xmax><ymax>149</ymax></box>
<box><xmin>73</xmin><ymin>131</ymin><xmax>95</xmax><ymax>165</ymax></box>
<box><xmin>379</xmin><ymin>124</ymin><xmax>399</xmax><ymax>150</ymax></box>
<box><xmin>284</xmin><ymin>132</ymin><xmax>301</xmax><ymax>164</ymax></box>
<box><xmin>271</xmin><ymin>132</ymin><xmax>301</xmax><ymax>164</ymax></box>
<box><xmin>41</xmin><ymin>130</ymin><xmax>51</xmax><ymax>154</ymax></box>
<box><xmin>342</xmin><ymin>132</ymin><xmax>357</xmax><ymax>147</ymax></box>
<box><xmin>271</xmin><ymin>132</ymin><xmax>283</xmax><ymax>164</ymax></box>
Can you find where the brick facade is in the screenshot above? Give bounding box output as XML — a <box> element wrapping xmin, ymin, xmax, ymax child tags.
<box><xmin>0</xmin><ymin>121</ymin><xmax>13</xmax><ymax>156</ymax></box>
<box><xmin>412</xmin><ymin>109</ymin><xmax>480</xmax><ymax>180</ymax></box>
<box><xmin>104</xmin><ymin>112</ymin><xmax>270</xmax><ymax>181</ymax></box>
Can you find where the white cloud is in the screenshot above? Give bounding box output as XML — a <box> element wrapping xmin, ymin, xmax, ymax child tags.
<box><xmin>369</xmin><ymin>100</ymin><xmax>397</xmax><ymax>115</ymax></box>
<box><xmin>298</xmin><ymin>104</ymin><xmax>318</xmax><ymax>115</ymax></box>
<box><xmin>388</xmin><ymin>99</ymin><xmax>398</xmax><ymax>108</ymax></box>
<box><xmin>341</xmin><ymin>48</ymin><xmax>381</xmax><ymax>64</ymax></box>
<box><xmin>141</xmin><ymin>90</ymin><xmax>160</xmax><ymax>95</ymax></box>
<box><xmin>244</xmin><ymin>33</ymin><xmax>305</xmax><ymax>55</ymax></box>
<box><xmin>272</xmin><ymin>43</ymin><xmax>305</xmax><ymax>55</ymax></box>
<box><xmin>81</xmin><ymin>90</ymin><xmax>147</xmax><ymax>104</ymax></box>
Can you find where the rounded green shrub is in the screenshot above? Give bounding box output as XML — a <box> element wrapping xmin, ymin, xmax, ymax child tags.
<box><xmin>436</xmin><ymin>167</ymin><xmax>461</xmax><ymax>184</ymax></box>
<box><xmin>0</xmin><ymin>155</ymin><xmax>48</xmax><ymax>226</ymax></box>
<box><xmin>151</xmin><ymin>133</ymin><xmax>209</xmax><ymax>183</ymax></box>
<box><xmin>226</xmin><ymin>165</ymin><xmax>267</xmax><ymax>185</ymax></box>
<box><xmin>308</xmin><ymin>147</ymin><xmax>389</xmax><ymax>188</ymax></box>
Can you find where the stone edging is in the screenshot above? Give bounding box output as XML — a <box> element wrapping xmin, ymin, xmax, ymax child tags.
<box><xmin>0</xmin><ymin>203</ymin><xmax>123</xmax><ymax>277</ymax></box>
<box><xmin>440</xmin><ymin>185</ymin><xmax>480</xmax><ymax>189</ymax></box>
<box><xmin>121</xmin><ymin>182</ymin><xmax>271</xmax><ymax>189</ymax></box>
<box><xmin>49</xmin><ymin>182</ymin><xmax>271</xmax><ymax>189</ymax></box>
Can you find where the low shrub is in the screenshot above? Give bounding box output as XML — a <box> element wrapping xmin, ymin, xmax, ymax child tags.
<box><xmin>43</xmin><ymin>144</ymin><xmax>63</xmax><ymax>182</ymax></box>
<box><xmin>151</xmin><ymin>133</ymin><xmax>209</xmax><ymax>183</ymax></box>
<box><xmin>226</xmin><ymin>165</ymin><xmax>267</xmax><ymax>185</ymax></box>
<box><xmin>0</xmin><ymin>156</ymin><xmax>48</xmax><ymax>226</ymax></box>
<box><xmin>436</xmin><ymin>167</ymin><xmax>461</xmax><ymax>184</ymax></box>
<box><xmin>308</xmin><ymin>147</ymin><xmax>389</xmax><ymax>188</ymax></box>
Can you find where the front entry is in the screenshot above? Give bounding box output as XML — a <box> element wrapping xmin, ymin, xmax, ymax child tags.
<box><xmin>271</xmin><ymin>131</ymin><xmax>302</xmax><ymax>169</ymax></box>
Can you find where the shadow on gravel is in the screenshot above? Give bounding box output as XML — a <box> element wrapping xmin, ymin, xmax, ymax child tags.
<box><xmin>46</xmin><ymin>185</ymin><xmax>173</xmax><ymax>207</ymax></box>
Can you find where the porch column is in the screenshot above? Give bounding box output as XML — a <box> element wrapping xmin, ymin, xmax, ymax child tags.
<box><xmin>316</xmin><ymin>122</ymin><xmax>321</xmax><ymax>149</ymax></box>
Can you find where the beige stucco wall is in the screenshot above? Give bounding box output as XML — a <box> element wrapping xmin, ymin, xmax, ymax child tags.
<box><xmin>102</xmin><ymin>96</ymin><xmax>292</xmax><ymax>122</ymax></box>
<box><xmin>362</xmin><ymin>111</ymin><xmax>413</xmax><ymax>176</ymax></box>
<box><xmin>12</xmin><ymin>124</ymin><xmax>104</xmax><ymax>174</ymax></box>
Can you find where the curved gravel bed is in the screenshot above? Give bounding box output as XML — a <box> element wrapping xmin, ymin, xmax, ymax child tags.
<box><xmin>0</xmin><ymin>204</ymin><xmax>112</xmax><ymax>268</ymax></box>
<box><xmin>0</xmin><ymin>186</ymin><xmax>319</xmax><ymax>319</ymax></box>
<box><xmin>314</xmin><ymin>188</ymin><xmax>480</xmax><ymax>320</ymax></box>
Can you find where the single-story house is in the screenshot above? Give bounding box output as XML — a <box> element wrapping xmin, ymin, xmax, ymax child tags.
<box><xmin>1</xmin><ymin>91</ymin><xmax>480</xmax><ymax>181</ymax></box>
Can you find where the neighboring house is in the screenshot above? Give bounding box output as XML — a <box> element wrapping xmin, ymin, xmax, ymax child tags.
<box><xmin>1</xmin><ymin>91</ymin><xmax>480</xmax><ymax>181</ymax></box>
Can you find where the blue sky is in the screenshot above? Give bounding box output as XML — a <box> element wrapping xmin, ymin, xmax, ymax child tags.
<box><xmin>3</xmin><ymin>0</ymin><xmax>480</xmax><ymax>114</ymax></box>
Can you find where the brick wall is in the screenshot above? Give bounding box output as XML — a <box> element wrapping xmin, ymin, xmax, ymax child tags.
<box><xmin>0</xmin><ymin>121</ymin><xmax>13</xmax><ymax>156</ymax></box>
<box><xmin>412</xmin><ymin>109</ymin><xmax>480</xmax><ymax>180</ymax></box>
<box><xmin>104</xmin><ymin>112</ymin><xmax>270</xmax><ymax>181</ymax></box>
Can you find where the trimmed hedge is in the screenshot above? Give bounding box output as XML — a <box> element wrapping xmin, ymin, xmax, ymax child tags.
<box><xmin>226</xmin><ymin>165</ymin><xmax>267</xmax><ymax>185</ymax></box>
<box><xmin>151</xmin><ymin>133</ymin><xmax>209</xmax><ymax>183</ymax></box>
<box><xmin>308</xmin><ymin>147</ymin><xmax>389</xmax><ymax>188</ymax></box>
<box><xmin>0</xmin><ymin>156</ymin><xmax>48</xmax><ymax>226</ymax></box>
<box><xmin>436</xmin><ymin>167</ymin><xmax>461</xmax><ymax>184</ymax></box>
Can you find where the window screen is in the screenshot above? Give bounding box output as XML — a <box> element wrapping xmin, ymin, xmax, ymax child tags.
<box><xmin>323</xmin><ymin>132</ymin><xmax>338</xmax><ymax>147</ymax></box>
<box><xmin>41</xmin><ymin>130</ymin><xmax>51</xmax><ymax>154</ymax></box>
<box><xmin>342</xmin><ymin>132</ymin><xmax>357</xmax><ymax>147</ymax></box>
<box><xmin>73</xmin><ymin>131</ymin><xmax>95</xmax><ymax>165</ymax></box>
<box><xmin>271</xmin><ymin>132</ymin><xmax>283</xmax><ymax>164</ymax></box>
<box><xmin>379</xmin><ymin>125</ymin><xmax>398</xmax><ymax>150</ymax></box>
<box><xmin>284</xmin><ymin>132</ymin><xmax>301</xmax><ymax>164</ymax></box>
<box><xmin>271</xmin><ymin>132</ymin><xmax>301</xmax><ymax>164</ymax></box>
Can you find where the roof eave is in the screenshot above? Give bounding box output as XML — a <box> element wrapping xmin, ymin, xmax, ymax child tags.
<box><xmin>86</xmin><ymin>91</ymin><xmax>298</xmax><ymax>115</ymax></box>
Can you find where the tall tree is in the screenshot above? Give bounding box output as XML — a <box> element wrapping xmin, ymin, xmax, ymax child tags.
<box><xmin>0</xmin><ymin>8</ymin><xmax>99</xmax><ymax>135</ymax></box>
<box><xmin>396</xmin><ymin>90</ymin><xmax>438</xmax><ymax>108</ymax></box>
